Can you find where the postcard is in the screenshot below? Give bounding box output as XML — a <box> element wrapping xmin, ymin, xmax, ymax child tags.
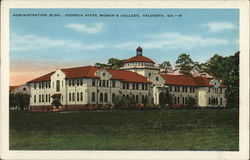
<box><xmin>1</xmin><ymin>0</ymin><xmax>249</xmax><ymax>160</ymax></box>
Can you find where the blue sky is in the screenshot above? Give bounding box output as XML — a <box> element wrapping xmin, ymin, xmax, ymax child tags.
<box><xmin>9</xmin><ymin>9</ymin><xmax>239</xmax><ymax>85</ymax></box>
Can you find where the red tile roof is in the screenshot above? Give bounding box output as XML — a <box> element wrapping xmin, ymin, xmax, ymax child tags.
<box><xmin>160</xmin><ymin>74</ymin><xmax>226</xmax><ymax>88</ymax></box>
<box><xmin>9</xmin><ymin>85</ymin><xmax>21</xmax><ymax>91</ymax></box>
<box><xmin>108</xmin><ymin>69</ymin><xmax>150</xmax><ymax>83</ymax></box>
<box><xmin>124</xmin><ymin>55</ymin><xmax>155</xmax><ymax>64</ymax></box>
<box><xmin>28</xmin><ymin>72</ymin><xmax>55</xmax><ymax>83</ymax></box>
<box><xmin>28</xmin><ymin>66</ymin><xmax>150</xmax><ymax>83</ymax></box>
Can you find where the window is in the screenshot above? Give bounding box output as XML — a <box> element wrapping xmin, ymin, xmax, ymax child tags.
<box><xmin>80</xmin><ymin>92</ymin><xmax>83</xmax><ymax>101</ymax></box>
<box><xmin>34</xmin><ymin>95</ymin><xmax>36</xmax><ymax>103</ymax></box>
<box><xmin>106</xmin><ymin>80</ymin><xmax>109</xmax><ymax>87</ymax></box>
<box><xmin>112</xmin><ymin>80</ymin><xmax>115</xmax><ymax>87</ymax></box>
<box><xmin>92</xmin><ymin>92</ymin><xmax>95</xmax><ymax>102</ymax></box>
<box><xmin>100</xmin><ymin>93</ymin><xmax>103</xmax><ymax>102</ymax></box>
<box><xmin>69</xmin><ymin>80</ymin><xmax>72</xmax><ymax>86</ymax></box>
<box><xmin>46</xmin><ymin>94</ymin><xmax>48</xmax><ymax>102</ymax></box>
<box><xmin>123</xmin><ymin>83</ymin><xmax>126</xmax><ymax>89</ymax></box>
<box><xmin>72</xmin><ymin>80</ymin><xmax>75</xmax><ymax>86</ymax></box>
<box><xmin>77</xmin><ymin>92</ymin><xmax>79</xmax><ymax>101</ymax></box>
<box><xmin>42</xmin><ymin>82</ymin><xmax>44</xmax><ymax>89</ymax></box>
<box><xmin>69</xmin><ymin>93</ymin><xmax>71</xmax><ymax>101</ymax></box>
<box><xmin>101</xmin><ymin>80</ymin><xmax>105</xmax><ymax>87</ymax></box>
<box><xmin>39</xmin><ymin>95</ymin><xmax>41</xmax><ymax>102</ymax></box>
<box><xmin>182</xmin><ymin>97</ymin><xmax>184</xmax><ymax>104</ymax></box>
<box><xmin>112</xmin><ymin>93</ymin><xmax>115</xmax><ymax>102</ymax></box>
<box><xmin>220</xmin><ymin>88</ymin><xmax>222</xmax><ymax>94</ymax></box>
<box><xmin>142</xmin><ymin>95</ymin><xmax>144</xmax><ymax>101</ymax></box>
<box><xmin>145</xmin><ymin>84</ymin><xmax>148</xmax><ymax>90</ymax></box>
<box><xmin>72</xmin><ymin>93</ymin><xmax>75</xmax><ymax>101</ymax></box>
<box><xmin>169</xmin><ymin>85</ymin><xmax>172</xmax><ymax>92</ymax></box>
<box><xmin>80</xmin><ymin>79</ymin><xmax>83</xmax><ymax>86</ymax></box>
<box><xmin>104</xmin><ymin>93</ymin><xmax>108</xmax><ymax>102</ymax></box>
<box><xmin>132</xmin><ymin>95</ymin><xmax>135</xmax><ymax>101</ymax></box>
<box><xmin>39</xmin><ymin>83</ymin><xmax>41</xmax><ymax>89</ymax></box>
<box><xmin>34</xmin><ymin>83</ymin><xmax>36</xmax><ymax>89</ymax></box>
<box><xmin>174</xmin><ymin>97</ymin><xmax>176</xmax><ymax>104</ymax></box>
<box><xmin>177</xmin><ymin>97</ymin><xmax>180</xmax><ymax>104</ymax></box>
<box><xmin>77</xmin><ymin>79</ymin><xmax>79</xmax><ymax>86</ymax></box>
<box><xmin>42</xmin><ymin>95</ymin><xmax>44</xmax><ymax>102</ymax></box>
<box><xmin>220</xmin><ymin>98</ymin><xmax>223</xmax><ymax>105</ymax></box>
<box><xmin>136</xmin><ymin>83</ymin><xmax>139</xmax><ymax>90</ymax></box>
<box><xmin>185</xmin><ymin>97</ymin><xmax>187</xmax><ymax>104</ymax></box>
<box><xmin>49</xmin><ymin>94</ymin><xmax>50</xmax><ymax>102</ymax></box>
<box><xmin>56</xmin><ymin>80</ymin><xmax>60</xmax><ymax>92</ymax></box>
<box><xmin>132</xmin><ymin>83</ymin><xmax>135</xmax><ymax>90</ymax></box>
<box><xmin>208</xmin><ymin>97</ymin><xmax>211</xmax><ymax>105</ymax></box>
<box><xmin>48</xmin><ymin>82</ymin><xmax>51</xmax><ymax>88</ymax></box>
<box><xmin>142</xmin><ymin>84</ymin><xmax>144</xmax><ymax>90</ymax></box>
<box><xmin>23</xmin><ymin>87</ymin><xmax>26</xmax><ymax>91</ymax></box>
<box><xmin>126</xmin><ymin>83</ymin><xmax>129</xmax><ymax>89</ymax></box>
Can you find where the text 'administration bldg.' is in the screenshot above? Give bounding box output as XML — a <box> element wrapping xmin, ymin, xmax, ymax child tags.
<box><xmin>27</xmin><ymin>47</ymin><xmax>226</xmax><ymax>108</ymax></box>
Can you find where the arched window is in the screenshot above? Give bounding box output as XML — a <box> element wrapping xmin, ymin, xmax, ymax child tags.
<box><xmin>208</xmin><ymin>97</ymin><xmax>211</xmax><ymax>105</ymax></box>
<box><xmin>77</xmin><ymin>92</ymin><xmax>79</xmax><ymax>101</ymax></box>
<box><xmin>177</xmin><ymin>97</ymin><xmax>180</xmax><ymax>104</ymax></box>
<box><xmin>104</xmin><ymin>93</ymin><xmax>108</xmax><ymax>102</ymax></box>
<box><xmin>34</xmin><ymin>95</ymin><xmax>36</xmax><ymax>103</ymax></box>
<box><xmin>106</xmin><ymin>80</ymin><xmax>109</xmax><ymax>87</ymax></box>
<box><xmin>56</xmin><ymin>80</ymin><xmax>60</xmax><ymax>92</ymax></box>
<box><xmin>174</xmin><ymin>97</ymin><xmax>176</xmax><ymax>104</ymax></box>
<box><xmin>112</xmin><ymin>93</ymin><xmax>115</xmax><ymax>102</ymax></box>
<box><xmin>69</xmin><ymin>93</ymin><xmax>71</xmax><ymax>102</ymax></box>
<box><xmin>136</xmin><ymin>95</ymin><xmax>139</xmax><ymax>103</ymax></box>
<box><xmin>220</xmin><ymin>98</ymin><xmax>223</xmax><ymax>105</ymax></box>
<box><xmin>92</xmin><ymin>92</ymin><xmax>95</xmax><ymax>102</ymax></box>
<box><xmin>39</xmin><ymin>95</ymin><xmax>41</xmax><ymax>102</ymax></box>
<box><xmin>69</xmin><ymin>80</ymin><xmax>71</xmax><ymax>86</ymax></box>
<box><xmin>72</xmin><ymin>93</ymin><xmax>75</xmax><ymax>101</ymax></box>
<box><xmin>100</xmin><ymin>93</ymin><xmax>103</xmax><ymax>102</ymax></box>
<box><xmin>46</xmin><ymin>94</ymin><xmax>48</xmax><ymax>102</ymax></box>
<box><xmin>42</xmin><ymin>95</ymin><xmax>44</xmax><ymax>102</ymax></box>
<box><xmin>80</xmin><ymin>92</ymin><xmax>83</xmax><ymax>101</ymax></box>
<box><xmin>49</xmin><ymin>94</ymin><xmax>50</xmax><ymax>102</ymax></box>
<box><xmin>182</xmin><ymin>97</ymin><xmax>184</xmax><ymax>104</ymax></box>
<box><xmin>142</xmin><ymin>95</ymin><xmax>144</xmax><ymax>102</ymax></box>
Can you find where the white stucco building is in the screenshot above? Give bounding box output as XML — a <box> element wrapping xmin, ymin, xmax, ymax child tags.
<box><xmin>27</xmin><ymin>47</ymin><xmax>226</xmax><ymax>109</ymax></box>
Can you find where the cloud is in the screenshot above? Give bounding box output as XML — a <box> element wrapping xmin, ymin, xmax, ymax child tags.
<box><xmin>114</xmin><ymin>32</ymin><xmax>229</xmax><ymax>50</ymax></box>
<box><xmin>203</xmin><ymin>22</ymin><xmax>235</xmax><ymax>32</ymax></box>
<box><xmin>10</xmin><ymin>32</ymin><xmax>106</xmax><ymax>52</ymax></box>
<box><xmin>65</xmin><ymin>22</ymin><xmax>105</xmax><ymax>34</ymax></box>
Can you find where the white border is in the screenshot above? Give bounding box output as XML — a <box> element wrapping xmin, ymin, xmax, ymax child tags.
<box><xmin>1</xmin><ymin>1</ymin><xmax>249</xmax><ymax>160</ymax></box>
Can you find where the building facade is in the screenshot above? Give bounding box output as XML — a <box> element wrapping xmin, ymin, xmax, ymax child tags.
<box><xmin>27</xmin><ymin>47</ymin><xmax>226</xmax><ymax>109</ymax></box>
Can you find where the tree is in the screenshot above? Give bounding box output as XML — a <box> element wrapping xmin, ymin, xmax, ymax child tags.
<box><xmin>175</xmin><ymin>54</ymin><xmax>195</xmax><ymax>76</ymax></box>
<box><xmin>200</xmin><ymin>52</ymin><xmax>239</xmax><ymax>108</ymax></box>
<box><xmin>159</xmin><ymin>61</ymin><xmax>173</xmax><ymax>73</ymax></box>
<box><xmin>107</xmin><ymin>58</ymin><xmax>124</xmax><ymax>70</ymax></box>
<box><xmin>159</xmin><ymin>89</ymin><xmax>173</xmax><ymax>108</ymax></box>
<box><xmin>95</xmin><ymin>58</ymin><xmax>124</xmax><ymax>70</ymax></box>
<box><xmin>52</xmin><ymin>99</ymin><xmax>62</xmax><ymax>108</ymax></box>
<box><xmin>9</xmin><ymin>92</ymin><xmax>17</xmax><ymax>109</ymax></box>
<box><xmin>14</xmin><ymin>93</ymin><xmax>30</xmax><ymax>110</ymax></box>
<box><xmin>185</xmin><ymin>97</ymin><xmax>197</xmax><ymax>109</ymax></box>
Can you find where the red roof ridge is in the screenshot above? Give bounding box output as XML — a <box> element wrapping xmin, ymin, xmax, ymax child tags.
<box><xmin>124</xmin><ymin>55</ymin><xmax>155</xmax><ymax>64</ymax></box>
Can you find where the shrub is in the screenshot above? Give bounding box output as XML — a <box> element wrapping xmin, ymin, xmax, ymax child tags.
<box><xmin>185</xmin><ymin>97</ymin><xmax>197</xmax><ymax>109</ymax></box>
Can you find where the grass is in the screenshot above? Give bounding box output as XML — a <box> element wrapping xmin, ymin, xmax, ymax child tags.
<box><xmin>9</xmin><ymin>108</ymin><xmax>239</xmax><ymax>150</ymax></box>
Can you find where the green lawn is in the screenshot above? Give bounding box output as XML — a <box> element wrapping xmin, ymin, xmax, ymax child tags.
<box><xmin>9</xmin><ymin>108</ymin><xmax>239</xmax><ymax>150</ymax></box>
